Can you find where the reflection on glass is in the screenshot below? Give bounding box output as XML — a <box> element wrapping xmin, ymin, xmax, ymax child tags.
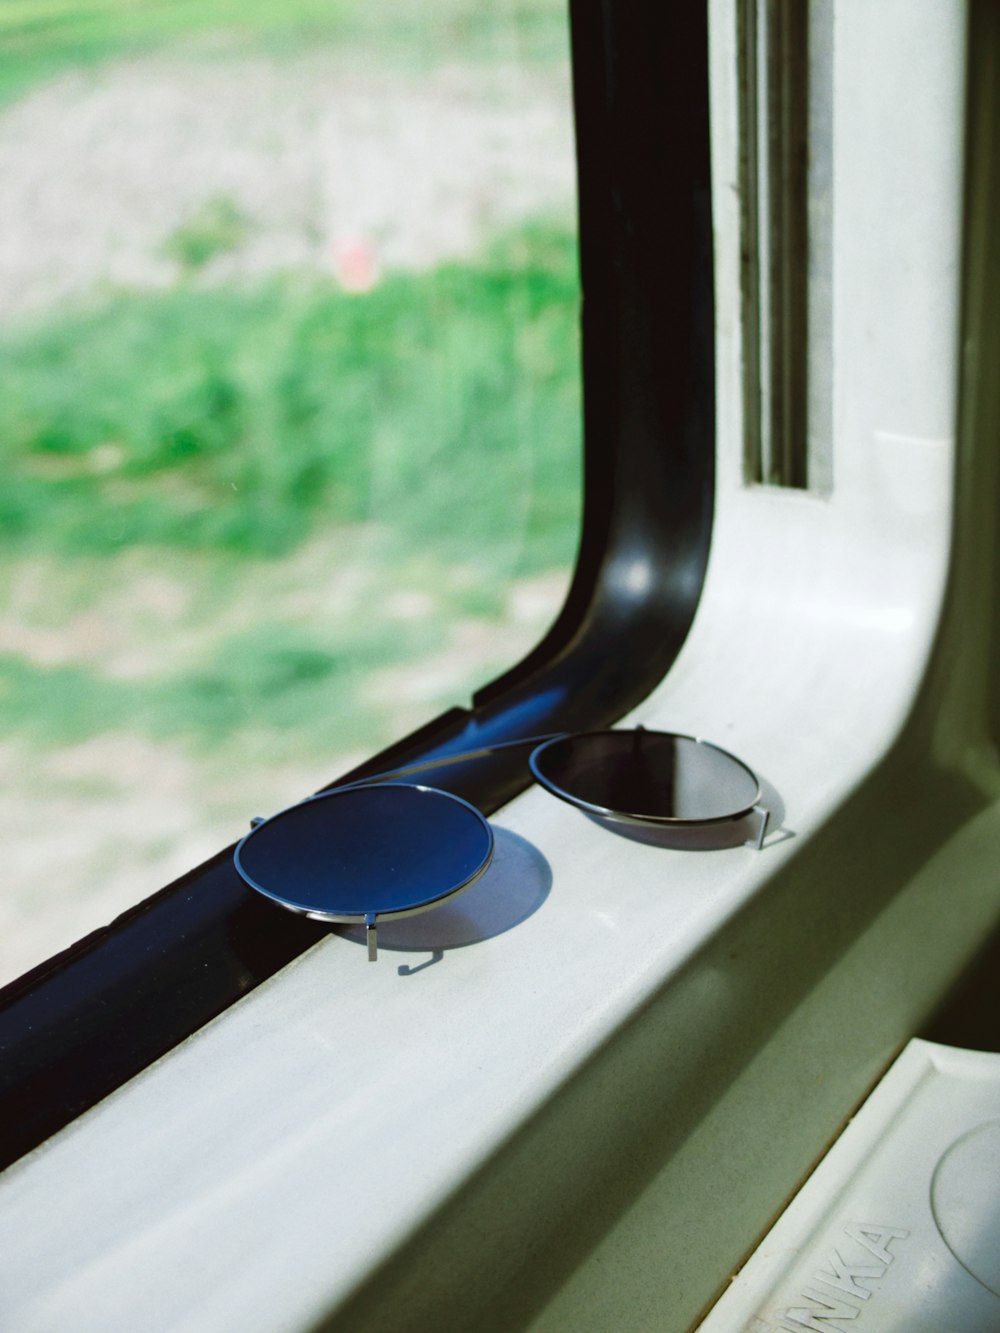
<box><xmin>0</xmin><ymin>0</ymin><xmax>580</xmax><ymax>984</ymax></box>
<box><xmin>530</xmin><ymin>732</ymin><xmax>761</xmax><ymax>824</ymax></box>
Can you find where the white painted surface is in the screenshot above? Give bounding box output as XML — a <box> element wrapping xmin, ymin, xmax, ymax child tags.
<box><xmin>0</xmin><ymin>3</ymin><xmax>982</xmax><ymax>1331</ymax></box>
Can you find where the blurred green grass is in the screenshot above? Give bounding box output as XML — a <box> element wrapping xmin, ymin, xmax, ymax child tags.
<box><xmin>0</xmin><ymin>0</ymin><xmax>580</xmax><ymax>761</ymax></box>
<box><xmin>0</xmin><ymin>0</ymin><xmax>571</xmax><ymax>106</ymax></box>
<box><xmin>0</xmin><ymin>224</ymin><xmax>582</xmax><ymax>753</ymax></box>
<box><xmin>0</xmin><ymin>621</ymin><xmax>432</xmax><ymax>754</ymax></box>
<box><xmin>0</xmin><ymin>224</ymin><xmax>581</xmax><ymax>570</ymax></box>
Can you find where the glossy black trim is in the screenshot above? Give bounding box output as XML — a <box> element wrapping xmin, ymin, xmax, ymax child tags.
<box><xmin>0</xmin><ymin>3</ymin><xmax>714</xmax><ymax>1172</ymax></box>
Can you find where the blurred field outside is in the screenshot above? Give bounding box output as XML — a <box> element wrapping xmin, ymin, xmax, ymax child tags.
<box><xmin>0</xmin><ymin>0</ymin><xmax>581</xmax><ymax>981</ymax></box>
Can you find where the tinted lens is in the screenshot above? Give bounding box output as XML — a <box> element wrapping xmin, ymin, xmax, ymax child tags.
<box><xmin>529</xmin><ymin>730</ymin><xmax>760</xmax><ymax>824</ymax></box>
<box><xmin>235</xmin><ymin>783</ymin><xmax>493</xmax><ymax>919</ymax></box>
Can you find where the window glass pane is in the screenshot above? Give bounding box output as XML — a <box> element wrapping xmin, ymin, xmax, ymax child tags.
<box><xmin>0</xmin><ymin>1</ymin><xmax>580</xmax><ymax>984</ymax></box>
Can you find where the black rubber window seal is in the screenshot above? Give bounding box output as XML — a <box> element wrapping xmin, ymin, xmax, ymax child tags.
<box><xmin>0</xmin><ymin>3</ymin><xmax>715</xmax><ymax>1173</ymax></box>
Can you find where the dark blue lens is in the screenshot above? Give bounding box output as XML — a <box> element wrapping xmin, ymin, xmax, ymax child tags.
<box><xmin>235</xmin><ymin>783</ymin><xmax>493</xmax><ymax>920</ymax></box>
<box><xmin>529</xmin><ymin>730</ymin><xmax>760</xmax><ymax>824</ymax></box>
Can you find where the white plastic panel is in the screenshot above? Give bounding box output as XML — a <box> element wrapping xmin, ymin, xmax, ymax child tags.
<box><xmin>699</xmin><ymin>1040</ymin><xmax>1000</xmax><ymax>1332</ymax></box>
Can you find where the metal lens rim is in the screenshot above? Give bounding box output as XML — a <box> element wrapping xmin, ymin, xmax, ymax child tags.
<box><xmin>527</xmin><ymin>729</ymin><xmax>762</xmax><ymax>827</ymax></box>
<box><xmin>233</xmin><ymin>782</ymin><xmax>495</xmax><ymax>924</ymax></box>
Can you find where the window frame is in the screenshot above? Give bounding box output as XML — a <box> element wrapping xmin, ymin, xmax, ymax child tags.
<box><xmin>0</xmin><ymin>1</ymin><xmax>716</xmax><ymax>1172</ymax></box>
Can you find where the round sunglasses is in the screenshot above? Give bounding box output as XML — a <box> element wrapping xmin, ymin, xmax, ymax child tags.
<box><xmin>234</xmin><ymin>728</ymin><xmax>770</xmax><ymax>961</ymax></box>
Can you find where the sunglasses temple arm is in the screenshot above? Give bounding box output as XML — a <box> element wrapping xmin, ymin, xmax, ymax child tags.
<box><xmin>329</xmin><ymin>732</ymin><xmax>569</xmax><ymax>792</ymax></box>
<box><xmin>365</xmin><ymin>913</ymin><xmax>378</xmax><ymax>962</ymax></box>
<box><xmin>746</xmin><ymin>803</ymin><xmax>770</xmax><ymax>850</ymax></box>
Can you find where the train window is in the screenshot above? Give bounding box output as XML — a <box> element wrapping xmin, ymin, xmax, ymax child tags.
<box><xmin>0</xmin><ymin>0</ymin><xmax>581</xmax><ymax>987</ymax></box>
<box><xmin>0</xmin><ymin>6</ymin><xmax>714</xmax><ymax>1171</ymax></box>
